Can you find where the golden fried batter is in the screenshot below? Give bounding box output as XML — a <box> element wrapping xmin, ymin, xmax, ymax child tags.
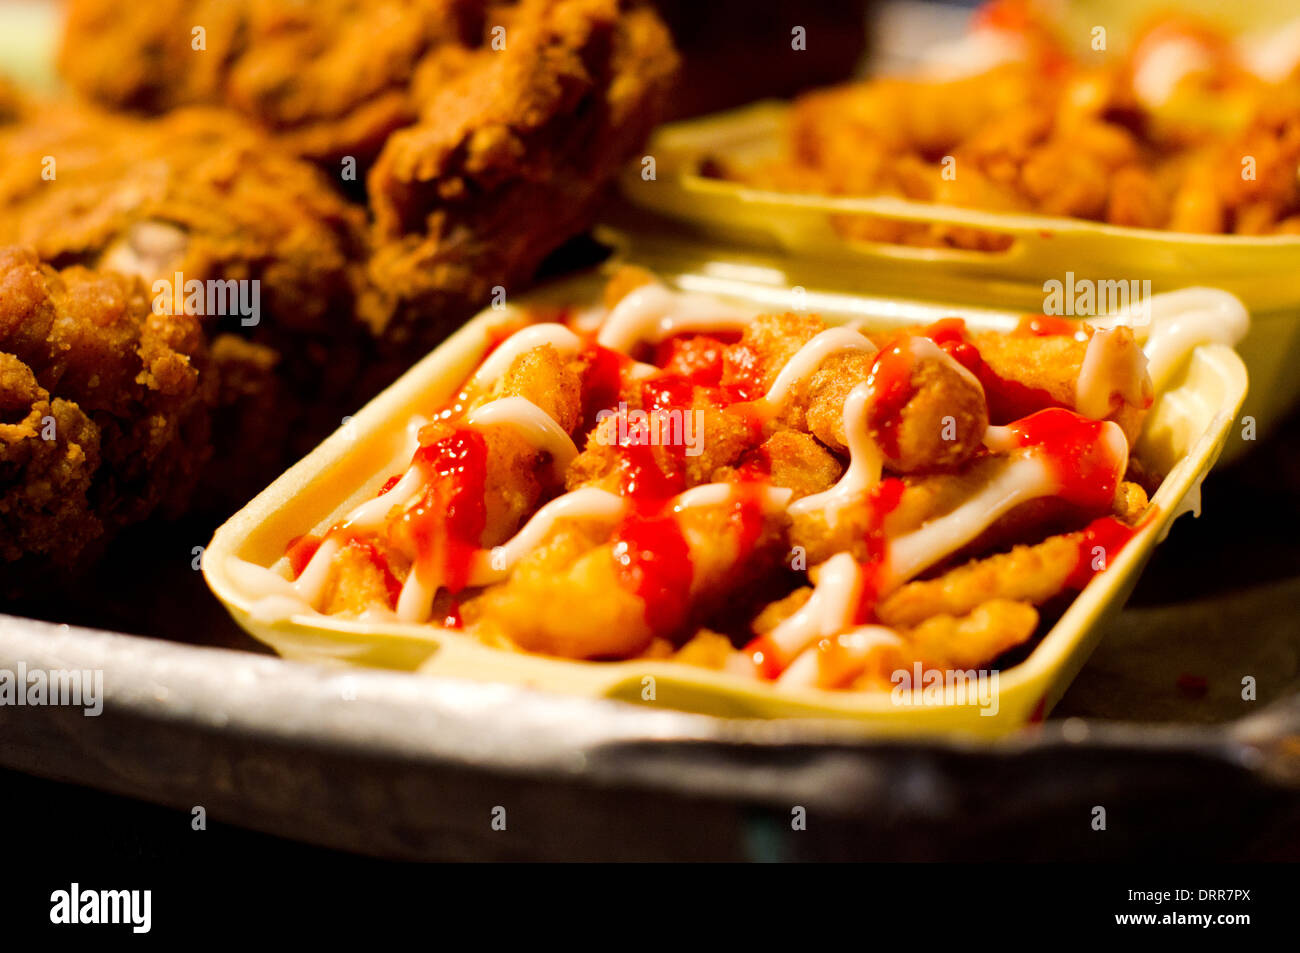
<box><xmin>714</xmin><ymin>14</ymin><xmax>1300</xmax><ymax>240</ymax></box>
<box><xmin>0</xmin><ymin>246</ymin><xmax>212</xmax><ymax>570</ymax></box>
<box><xmin>60</xmin><ymin>0</ymin><xmax>487</xmax><ymax>166</ymax></box>
<box><xmin>363</xmin><ymin>0</ymin><xmax>678</xmax><ymax>351</ymax></box>
<box><xmin>0</xmin><ymin>102</ymin><xmax>372</xmax><ymax>502</ymax></box>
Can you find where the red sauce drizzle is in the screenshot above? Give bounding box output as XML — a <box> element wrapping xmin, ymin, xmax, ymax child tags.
<box><xmin>720</xmin><ymin>339</ymin><xmax>766</xmax><ymax>400</ymax></box>
<box><xmin>286</xmin><ymin>534</ymin><xmax>324</xmax><ymax>577</ymax></box>
<box><xmin>442</xmin><ymin>599</ymin><xmax>464</xmax><ymax>629</ymax></box>
<box><xmin>855</xmin><ymin>478</ymin><xmax>907</xmax><ymax>622</ymax></box>
<box><xmin>1065</xmin><ymin>514</ymin><xmax>1139</xmax><ymax>590</ymax></box>
<box><xmin>401</xmin><ymin>428</ymin><xmax>489</xmax><ymax>594</ymax></box>
<box><xmin>921</xmin><ymin>317</ymin><xmax>1065</xmax><ymax>423</ymax></box>
<box><xmin>748</xmin><ymin>634</ymin><xmax>785</xmax><ymax>681</ymax></box>
<box><xmin>346</xmin><ymin>538</ymin><xmax>404</xmax><ymax>607</ymax></box>
<box><xmin>654</xmin><ymin>334</ymin><xmax>729</xmax><ymax>386</ymax></box>
<box><xmin>610</xmin><ymin>513</ymin><xmax>694</xmax><ymax>638</ymax></box>
<box><xmin>1002</xmin><ymin>408</ymin><xmax>1124</xmax><ymax>512</ymax></box>
<box><xmin>580</xmin><ymin>344</ymin><xmax>627</xmax><ymax>435</ymax></box>
<box><xmin>864</xmin><ymin>339</ymin><xmax>919</xmax><ymax>459</ymax></box>
<box><xmin>1014</xmin><ymin>314</ymin><xmax>1084</xmax><ymax>338</ymax></box>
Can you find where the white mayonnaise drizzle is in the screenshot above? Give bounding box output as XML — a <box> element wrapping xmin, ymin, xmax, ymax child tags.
<box><xmin>1072</xmin><ymin>287</ymin><xmax>1246</xmax><ymax>414</ymax></box>
<box><xmin>764</xmin><ymin>552</ymin><xmax>863</xmax><ymax>663</ymax></box>
<box><xmin>1239</xmin><ymin>18</ymin><xmax>1300</xmax><ymax>83</ymax></box>
<box><xmin>886</xmin><ymin>419</ymin><xmax>1127</xmax><ymax>587</ymax></box>
<box><xmin>1075</xmin><ymin>327</ymin><xmax>1150</xmax><ymax>419</ymax></box>
<box><xmin>755</xmin><ymin>327</ymin><xmax>877</xmax><ymax>411</ymax></box>
<box><xmin>778</xmin><ymin>625</ymin><xmax>905</xmax><ymax>690</ymax></box>
<box><xmin>463</xmin><ymin>396</ymin><xmax>578</xmax><ymax>481</ymax></box>
<box><xmin>788</xmin><ymin>384</ymin><xmax>881</xmax><ymax>516</ymax></box>
<box><xmin>465</xmin><ymin>488</ymin><xmax>629</xmax><ymax>586</ymax></box>
<box><xmin>671</xmin><ymin>482</ymin><xmax>793</xmax><ymax>513</ymax></box>
<box><xmin>597</xmin><ymin>282</ymin><xmax>751</xmax><ymax>352</ymax></box>
<box><xmin>1133</xmin><ymin>37</ymin><xmax>1212</xmax><ymax>107</ymax></box>
<box><xmin>467</xmin><ymin>323</ymin><xmax>583</xmax><ymax>392</ymax></box>
<box><xmin>904</xmin><ymin>334</ymin><xmax>984</xmax><ymax>393</ymax></box>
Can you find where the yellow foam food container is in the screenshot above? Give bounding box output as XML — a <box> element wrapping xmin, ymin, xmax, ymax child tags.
<box><xmin>621</xmin><ymin>102</ymin><xmax>1291</xmax><ymax>455</ymax></box>
<box><xmin>204</xmin><ymin>258</ymin><xmax>1248</xmax><ymax>738</ymax></box>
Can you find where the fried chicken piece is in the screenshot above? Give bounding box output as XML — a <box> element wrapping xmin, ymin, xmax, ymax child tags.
<box><xmin>0</xmin><ymin>102</ymin><xmax>372</xmax><ymax>502</ymax></box>
<box><xmin>412</xmin><ymin>343</ymin><xmax>583</xmax><ymax>546</ymax></box>
<box><xmin>724</xmin><ymin>313</ymin><xmax>987</xmax><ymax>472</ymax></box>
<box><xmin>363</xmin><ymin>0</ymin><xmax>678</xmax><ymax>351</ymax></box>
<box><xmin>60</xmin><ymin>0</ymin><xmax>488</xmax><ymax>167</ymax></box>
<box><xmin>322</xmin><ymin>539</ymin><xmax>409</xmax><ymax>615</ymax></box>
<box><xmin>0</xmin><ymin>353</ymin><xmax>101</xmax><ymax>565</ymax></box>
<box><xmin>461</xmin><ymin>516</ymin><xmax>647</xmax><ymax>658</ymax></box>
<box><xmin>712</xmin><ymin>25</ymin><xmax>1300</xmax><ymax>240</ymax></box>
<box><xmin>565</xmin><ymin>398</ymin><xmax>757</xmax><ymax>495</ymax></box>
<box><xmin>0</xmin><ymin>246</ymin><xmax>212</xmax><ymax>572</ymax></box>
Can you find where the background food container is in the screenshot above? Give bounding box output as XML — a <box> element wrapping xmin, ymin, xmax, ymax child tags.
<box><xmin>203</xmin><ymin>248</ymin><xmax>1248</xmax><ymax>738</ymax></box>
<box><xmin>620</xmin><ymin>102</ymin><xmax>1292</xmax><ymax>457</ymax></box>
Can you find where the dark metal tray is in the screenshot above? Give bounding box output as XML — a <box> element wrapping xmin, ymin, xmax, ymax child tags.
<box><xmin>3</xmin><ymin>376</ymin><xmax>1299</xmax><ymax>863</ymax></box>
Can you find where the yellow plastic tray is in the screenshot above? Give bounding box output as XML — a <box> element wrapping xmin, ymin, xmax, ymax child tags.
<box><xmin>621</xmin><ymin>101</ymin><xmax>1296</xmax><ymax>453</ymax></box>
<box><xmin>203</xmin><ymin>264</ymin><xmax>1248</xmax><ymax>738</ymax></box>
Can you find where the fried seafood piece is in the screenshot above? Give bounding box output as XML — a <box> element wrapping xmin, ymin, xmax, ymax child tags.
<box><xmin>0</xmin><ymin>246</ymin><xmax>212</xmax><ymax>568</ymax></box>
<box><xmin>565</xmin><ymin>398</ymin><xmax>758</xmax><ymax>495</ymax></box>
<box><xmin>712</xmin><ymin>431</ymin><xmax>842</xmax><ymax>500</ymax></box>
<box><xmin>969</xmin><ymin>326</ymin><xmax>1152</xmax><ymax>441</ymax></box>
<box><xmin>741</xmin><ymin>582</ymin><xmax>1040</xmax><ymax>689</ymax></box>
<box><xmin>60</xmin><ymin>0</ymin><xmax>488</xmax><ymax>166</ymax></box>
<box><xmin>848</xmin><ymin>600</ymin><xmax>1040</xmax><ymax>689</ymax></box>
<box><xmin>875</xmin><ymin>533</ymin><xmax>1082</xmax><ymax>628</ymax></box>
<box><xmin>724</xmin><ymin>312</ymin><xmax>987</xmax><ymax>471</ymax></box>
<box><xmin>362</xmin><ymin>0</ymin><xmax>679</xmax><ymax>351</ymax></box>
<box><xmin>463</xmin><ymin>494</ymin><xmax>790</xmax><ymax>659</ymax></box>
<box><xmin>0</xmin><ymin>104</ymin><xmax>372</xmax><ymax>499</ymax></box>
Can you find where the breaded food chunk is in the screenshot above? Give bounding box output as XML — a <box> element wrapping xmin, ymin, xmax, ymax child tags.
<box><xmin>0</xmin><ymin>246</ymin><xmax>212</xmax><ymax>569</ymax></box>
<box><xmin>0</xmin><ymin>103</ymin><xmax>372</xmax><ymax>499</ymax></box>
<box><xmin>0</xmin><ymin>353</ymin><xmax>101</xmax><ymax>564</ymax></box>
<box><xmin>60</xmin><ymin>0</ymin><xmax>487</xmax><ymax>166</ymax></box>
<box><xmin>363</xmin><ymin>0</ymin><xmax>679</xmax><ymax>350</ymax></box>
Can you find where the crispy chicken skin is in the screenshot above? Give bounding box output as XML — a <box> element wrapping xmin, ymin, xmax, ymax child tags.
<box><xmin>0</xmin><ymin>246</ymin><xmax>212</xmax><ymax>571</ymax></box>
<box><xmin>0</xmin><ymin>101</ymin><xmax>372</xmax><ymax>501</ymax></box>
<box><xmin>362</xmin><ymin>0</ymin><xmax>679</xmax><ymax>350</ymax></box>
<box><xmin>57</xmin><ymin>0</ymin><xmax>679</xmax><ymax>359</ymax></box>
<box><xmin>59</xmin><ymin>0</ymin><xmax>488</xmax><ymax>166</ymax></box>
<box><xmin>0</xmin><ymin>104</ymin><xmax>368</xmax><ymax>343</ymax></box>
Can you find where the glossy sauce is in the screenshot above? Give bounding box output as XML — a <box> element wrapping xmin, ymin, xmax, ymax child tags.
<box><xmin>402</xmin><ymin>429</ymin><xmax>489</xmax><ymax>594</ymax></box>
<box><xmin>923</xmin><ymin>317</ymin><xmax>1064</xmax><ymax>422</ymax></box>
<box><xmin>864</xmin><ymin>338</ymin><xmax>919</xmax><ymax>459</ymax></box>
<box><xmin>610</xmin><ymin>513</ymin><xmax>694</xmax><ymax>637</ymax></box>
